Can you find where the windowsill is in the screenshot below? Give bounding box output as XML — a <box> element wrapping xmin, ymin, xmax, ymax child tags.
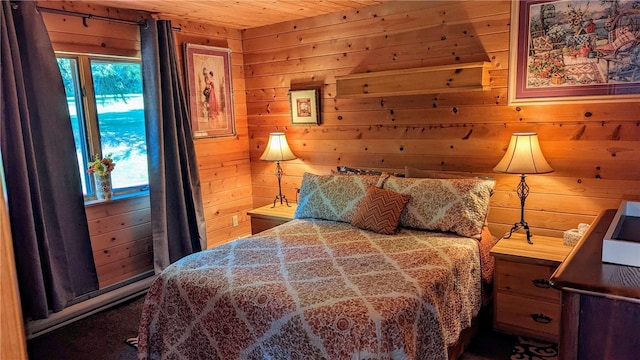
<box><xmin>84</xmin><ymin>190</ymin><xmax>149</xmax><ymax>207</ymax></box>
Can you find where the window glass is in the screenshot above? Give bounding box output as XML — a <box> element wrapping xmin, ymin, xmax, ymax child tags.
<box><xmin>90</xmin><ymin>60</ymin><xmax>148</xmax><ymax>190</ymax></box>
<box><xmin>56</xmin><ymin>55</ymin><xmax>148</xmax><ymax>199</ymax></box>
<box><xmin>57</xmin><ymin>57</ymin><xmax>91</xmax><ymax>195</ymax></box>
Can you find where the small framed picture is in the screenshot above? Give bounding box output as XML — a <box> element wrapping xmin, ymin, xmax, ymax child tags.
<box><xmin>289</xmin><ymin>88</ymin><xmax>320</xmax><ymax>125</ymax></box>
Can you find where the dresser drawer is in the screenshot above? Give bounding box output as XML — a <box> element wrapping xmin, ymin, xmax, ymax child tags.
<box><xmin>496</xmin><ymin>260</ymin><xmax>560</xmax><ymax>302</ymax></box>
<box><xmin>495</xmin><ymin>292</ymin><xmax>560</xmax><ymax>340</ymax></box>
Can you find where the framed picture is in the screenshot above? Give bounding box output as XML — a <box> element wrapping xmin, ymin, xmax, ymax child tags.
<box><xmin>184</xmin><ymin>44</ymin><xmax>235</xmax><ymax>138</ymax></box>
<box><xmin>289</xmin><ymin>88</ymin><xmax>320</xmax><ymax>125</ymax></box>
<box><xmin>508</xmin><ymin>0</ymin><xmax>640</xmax><ymax>105</ymax></box>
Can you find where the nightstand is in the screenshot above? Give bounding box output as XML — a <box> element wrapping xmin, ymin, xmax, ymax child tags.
<box><xmin>491</xmin><ymin>232</ymin><xmax>572</xmax><ymax>343</ymax></box>
<box><xmin>247</xmin><ymin>203</ymin><xmax>297</xmax><ymax>234</ymax></box>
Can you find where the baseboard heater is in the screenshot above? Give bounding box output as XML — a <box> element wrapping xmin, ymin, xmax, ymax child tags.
<box><xmin>26</xmin><ymin>270</ymin><xmax>156</xmax><ymax>339</ymax></box>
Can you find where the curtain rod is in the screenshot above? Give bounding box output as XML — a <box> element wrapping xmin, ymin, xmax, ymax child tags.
<box><xmin>36</xmin><ymin>6</ymin><xmax>181</xmax><ymax>31</ymax></box>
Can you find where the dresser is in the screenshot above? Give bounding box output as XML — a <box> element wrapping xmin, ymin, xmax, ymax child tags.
<box><xmin>551</xmin><ymin>209</ymin><xmax>640</xmax><ymax>360</ymax></box>
<box><xmin>491</xmin><ymin>232</ymin><xmax>572</xmax><ymax>343</ymax></box>
<box><xmin>247</xmin><ymin>203</ymin><xmax>297</xmax><ymax>234</ymax></box>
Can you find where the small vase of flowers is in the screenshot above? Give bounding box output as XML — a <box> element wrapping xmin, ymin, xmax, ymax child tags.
<box><xmin>87</xmin><ymin>154</ymin><xmax>116</xmax><ymax>201</ymax></box>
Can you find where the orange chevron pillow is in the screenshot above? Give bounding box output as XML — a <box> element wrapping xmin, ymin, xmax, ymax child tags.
<box><xmin>351</xmin><ymin>186</ymin><xmax>410</xmax><ymax>235</ymax></box>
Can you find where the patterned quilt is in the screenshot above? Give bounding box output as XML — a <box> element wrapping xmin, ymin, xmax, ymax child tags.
<box><xmin>137</xmin><ymin>219</ymin><xmax>491</xmax><ymax>360</ymax></box>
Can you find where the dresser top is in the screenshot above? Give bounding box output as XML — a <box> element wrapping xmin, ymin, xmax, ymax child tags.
<box><xmin>551</xmin><ymin>209</ymin><xmax>640</xmax><ymax>300</ymax></box>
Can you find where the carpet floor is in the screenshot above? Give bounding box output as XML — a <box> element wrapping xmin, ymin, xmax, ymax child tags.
<box><xmin>27</xmin><ymin>294</ymin><xmax>557</xmax><ymax>359</ymax></box>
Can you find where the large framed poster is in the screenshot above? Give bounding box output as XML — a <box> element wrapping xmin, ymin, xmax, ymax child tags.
<box><xmin>508</xmin><ymin>0</ymin><xmax>640</xmax><ymax>104</ymax></box>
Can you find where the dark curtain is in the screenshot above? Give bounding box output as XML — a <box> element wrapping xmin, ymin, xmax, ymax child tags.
<box><xmin>140</xmin><ymin>19</ymin><xmax>207</xmax><ymax>273</ymax></box>
<box><xmin>0</xmin><ymin>0</ymin><xmax>98</xmax><ymax>320</ymax></box>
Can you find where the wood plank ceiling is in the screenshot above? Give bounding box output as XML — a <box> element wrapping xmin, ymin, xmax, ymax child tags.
<box><xmin>87</xmin><ymin>0</ymin><xmax>383</xmax><ymax>29</ymax></box>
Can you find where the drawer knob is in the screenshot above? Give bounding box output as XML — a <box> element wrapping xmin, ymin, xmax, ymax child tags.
<box><xmin>531</xmin><ymin>313</ymin><xmax>553</xmax><ymax>324</ymax></box>
<box><xmin>532</xmin><ymin>278</ymin><xmax>551</xmax><ymax>288</ymax></box>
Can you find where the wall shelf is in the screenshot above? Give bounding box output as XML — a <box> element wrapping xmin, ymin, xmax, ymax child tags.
<box><xmin>335</xmin><ymin>61</ymin><xmax>491</xmax><ymax>98</ymax></box>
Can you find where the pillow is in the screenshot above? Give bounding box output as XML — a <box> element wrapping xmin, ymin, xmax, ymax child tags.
<box><xmin>382</xmin><ymin>176</ymin><xmax>492</xmax><ymax>239</ymax></box>
<box><xmin>335</xmin><ymin>166</ymin><xmax>383</xmax><ymax>176</ymax></box>
<box><xmin>336</xmin><ymin>166</ymin><xmax>404</xmax><ymax>178</ymax></box>
<box><xmin>405</xmin><ymin>166</ymin><xmax>468</xmax><ymax>179</ymax></box>
<box><xmin>404</xmin><ymin>166</ymin><xmax>496</xmax><ymax>196</ymax></box>
<box><xmin>350</xmin><ymin>186</ymin><xmax>410</xmax><ymax>235</ymax></box>
<box><xmin>294</xmin><ymin>173</ymin><xmax>383</xmax><ymax>223</ymax></box>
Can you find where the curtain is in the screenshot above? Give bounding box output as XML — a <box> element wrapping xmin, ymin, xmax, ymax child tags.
<box><xmin>140</xmin><ymin>19</ymin><xmax>207</xmax><ymax>273</ymax></box>
<box><xmin>0</xmin><ymin>0</ymin><xmax>98</xmax><ymax>320</ymax></box>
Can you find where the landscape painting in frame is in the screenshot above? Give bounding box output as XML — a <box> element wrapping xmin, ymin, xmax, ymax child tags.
<box><xmin>509</xmin><ymin>0</ymin><xmax>640</xmax><ymax>104</ymax></box>
<box><xmin>184</xmin><ymin>44</ymin><xmax>235</xmax><ymax>138</ymax></box>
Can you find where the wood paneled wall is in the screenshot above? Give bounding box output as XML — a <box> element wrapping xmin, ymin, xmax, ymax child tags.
<box><xmin>171</xmin><ymin>21</ymin><xmax>253</xmax><ymax>248</ymax></box>
<box><xmin>33</xmin><ymin>0</ymin><xmax>640</xmax><ymax>257</ymax></box>
<box><xmin>243</xmin><ymin>0</ymin><xmax>640</xmax><ymax>239</ymax></box>
<box><xmin>85</xmin><ymin>196</ymin><xmax>152</xmax><ymax>288</ymax></box>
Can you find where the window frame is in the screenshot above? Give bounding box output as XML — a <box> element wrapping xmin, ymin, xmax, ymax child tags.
<box><xmin>56</xmin><ymin>52</ymin><xmax>149</xmax><ymax>201</ymax></box>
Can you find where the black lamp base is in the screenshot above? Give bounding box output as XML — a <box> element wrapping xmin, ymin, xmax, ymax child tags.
<box><xmin>272</xmin><ymin>194</ymin><xmax>291</xmax><ymax>208</ymax></box>
<box><xmin>504</xmin><ymin>174</ymin><xmax>534</xmax><ymax>244</ymax></box>
<box><xmin>503</xmin><ymin>221</ymin><xmax>533</xmax><ymax>244</ymax></box>
<box><xmin>271</xmin><ymin>160</ymin><xmax>291</xmax><ymax>208</ymax></box>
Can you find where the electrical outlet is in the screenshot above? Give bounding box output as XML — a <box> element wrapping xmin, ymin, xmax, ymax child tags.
<box><xmin>232</xmin><ymin>215</ymin><xmax>239</xmax><ymax>227</ymax></box>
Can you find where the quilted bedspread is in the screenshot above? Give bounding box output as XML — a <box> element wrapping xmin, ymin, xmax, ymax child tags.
<box><xmin>137</xmin><ymin>219</ymin><xmax>488</xmax><ymax>360</ymax></box>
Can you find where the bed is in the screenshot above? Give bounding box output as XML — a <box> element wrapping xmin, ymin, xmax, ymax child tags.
<box><xmin>137</xmin><ymin>172</ymin><xmax>496</xmax><ymax>360</ymax></box>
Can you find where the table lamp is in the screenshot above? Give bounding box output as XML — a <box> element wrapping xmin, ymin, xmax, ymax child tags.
<box><xmin>494</xmin><ymin>132</ymin><xmax>553</xmax><ymax>244</ymax></box>
<box><xmin>260</xmin><ymin>132</ymin><xmax>297</xmax><ymax>207</ymax></box>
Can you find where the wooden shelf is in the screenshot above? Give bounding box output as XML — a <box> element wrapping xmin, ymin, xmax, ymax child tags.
<box><xmin>335</xmin><ymin>62</ymin><xmax>491</xmax><ymax>98</ymax></box>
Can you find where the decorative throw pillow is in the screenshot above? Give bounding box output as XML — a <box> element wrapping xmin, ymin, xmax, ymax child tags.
<box><xmin>382</xmin><ymin>176</ymin><xmax>492</xmax><ymax>239</ymax></box>
<box><xmin>294</xmin><ymin>173</ymin><xmax>383</xmax><ymax>223</ymax></box>
<box><xmin>350</xmin><ymin>186</ymin><xmax>410</xmax><ymax>235</ymax></box>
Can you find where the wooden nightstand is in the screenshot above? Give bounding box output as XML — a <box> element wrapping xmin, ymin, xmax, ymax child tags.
<box><xmin>247</xmin><ymin>203</ymin><xmax>297</xmax><ymax>235</ymax></box>
<box><xmin>491</xmin><ymin>232</ymin><xmax>572</xmax><ymax>343</ymax></box>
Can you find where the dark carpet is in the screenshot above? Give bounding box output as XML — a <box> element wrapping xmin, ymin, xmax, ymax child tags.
<box><xmin>27</xmin><ymin>294</ymin><xmax>556</xmax><ymax>359</ymax></box>
<box><xmin>27</xmin><ymin>295</ymin><xmax>144</xmax><ymax>360</ymax></box>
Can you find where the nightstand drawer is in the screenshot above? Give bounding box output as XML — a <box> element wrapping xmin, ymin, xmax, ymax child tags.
<box><xmin>250</xmin><ymin>217</ymin><xmax>288</xmax><ymax>234</ymax></box>
<box><xmin>496</xmin><ymin>260</ymin><xmax>560</xmax><ymax>302</ymax></box>
<box><xmin>496</xmin><ymin>292</ymin><xmax>560</xmax><ymax>339</ymax></box>
<box><xmin>247</xmin><ymin>204</ymin><xmax>297</xmax><ymax>235</ymax></box>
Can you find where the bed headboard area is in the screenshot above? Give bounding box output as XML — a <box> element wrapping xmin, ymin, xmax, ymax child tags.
<box><xmin>294</xmin><ymin>172</ymin><xmax>494</xmax><ymax>239</ymax></box>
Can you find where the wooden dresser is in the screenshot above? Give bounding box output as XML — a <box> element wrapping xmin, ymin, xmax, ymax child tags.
<box><xmin>491</xmin><ymin>232</ymin><xmax>572</xmax><ymax>343</ymax></box>
<box><xmin>247</xmin><ymin>203</ymin><xmax>297</xmax><ymax>235</ymax></box>
<box><xmin>551</xmin><ymin>209</ymin><xmax>640</xmax><ymax>360</ymax></box>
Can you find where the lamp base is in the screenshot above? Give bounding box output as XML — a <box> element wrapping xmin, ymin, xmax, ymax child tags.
<box><xmin>272</xmin><ymin>194</ymin><xmax>291</xmax><ymax>208</ymax></box>
<box><xmin>271</xmin><ymin>160</ymin><xmax>291</xmax><ymax>208</ymax></box>
<box><xmin>504</xmin><ymin>221</ymin><xmax>533</xmax><ymax>244</ymax></box>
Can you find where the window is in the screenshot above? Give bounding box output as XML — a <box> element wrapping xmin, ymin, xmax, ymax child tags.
<box><xmin>57</xmin><ymin>54</ymin><xmax>148</xmax><ymax>199</ymax></box>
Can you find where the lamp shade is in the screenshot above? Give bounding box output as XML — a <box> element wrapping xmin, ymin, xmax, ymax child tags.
<box><xmin>260</xmin><ymin>132</ymin><xmax>297</xmax><ymax>162</ymax></box>
<box><xmin>494</xmin><ymin>132</ymin><xmax>553</xmax><ymax>174</ymax></box>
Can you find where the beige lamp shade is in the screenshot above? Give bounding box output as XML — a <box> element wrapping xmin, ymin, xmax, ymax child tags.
<box><xmin>260</xmin><ymin>132</ymin><xmax>297</xmax><ymax>162</ymax></box>
<box><xmin>494</xmin><ymin>132</ymin><xmax>553</xmax><ymax>174</ymax></box>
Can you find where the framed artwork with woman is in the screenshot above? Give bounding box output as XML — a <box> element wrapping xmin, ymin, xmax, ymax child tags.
<box><xmin>184</xmin><ymin>44</ymin><xmax>235</xmax><ymax>138</ymax></box>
